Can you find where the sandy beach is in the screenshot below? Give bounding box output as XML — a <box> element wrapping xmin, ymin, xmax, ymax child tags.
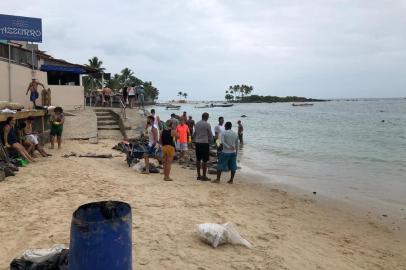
<box><xmin>0</xmin><ymin>135</ymin><xmax>405</xmax><ymax>269</ymax></box>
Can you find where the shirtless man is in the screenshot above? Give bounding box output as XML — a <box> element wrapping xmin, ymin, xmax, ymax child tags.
<box><xmin>26</xmin><ymin>78</ymin><xmax>45</xmax><ymax>108</ymax></box>
<box><xmin>237</xmin><ymin>120</ymin><xmax>244</xmax><ymax>144</ymax></box>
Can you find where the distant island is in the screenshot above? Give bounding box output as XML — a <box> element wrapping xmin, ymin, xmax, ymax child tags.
<box><xmin>239</xmin><ymin>95</ymin><xmax>328</xmax><ymax>103</ymax></box>
<box><xmin>225</xmin><ymin>85</ymin><xmax>328</xmax><ymax>103</ymax></box>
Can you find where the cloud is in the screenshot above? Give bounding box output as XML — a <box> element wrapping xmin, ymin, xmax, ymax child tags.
<box><xmin>2</xmin><ymin>0</ymin><xmax>406</xmax><ymax>99</ymax></box>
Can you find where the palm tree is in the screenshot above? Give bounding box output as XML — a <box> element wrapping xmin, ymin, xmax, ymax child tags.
<box><xmin>225</xmin><ymin>94</ymin><xmax>233</xmax><ymax>102</ymax></box>
<box><xmin>86</xmin><ymin>56</ymin><xmax>104</xmax><ymax>70</ymax></box>
<box><xmin>178</xmin><ymin>91</ymin><xmax>183</xmax><ymax>100</ymax></box>
<box><xmin>144</xmin><ymin>81</ymin><xmax>160</xmax><ymax>101</ymax></box>
<box><xmin>105</xmin><ymin>73</ymin><xmax>120</xmax><ymax>91</ymax></box>
<box><xmin>119</xmin><ymin>68</ymin><xmax>135</xmax><ymax>87</ymax></box>
<box><xmin>234</xmin><ymin>85</ymin><xmax>240</xmax><ymax>100</ymax></box>
<box><xmin>183</xmin><ymin>92</ymin><xmax>188</xmax><ymax>100</ymax></box>
<box><xmin>83</xmin><ymin>56</ymin><xmax>105</xmax><ymax>93</ymax></box>
<box><xmin>240</xmin><ymin>85</ymin><xmax>245</xmax><ymax>98</ymax></box>
<box><xmin>248</xmin><ymin>85</ymin><xmax>253</xmax><ymax>95</ymax></box>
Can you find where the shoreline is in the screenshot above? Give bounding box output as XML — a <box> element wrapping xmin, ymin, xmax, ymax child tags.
<box><xmin>141</xmin><ymin>105</ymin><xmax>406</xmax><ymax>240</ymax></box>
<box><xmin>143</xmin><ymin>104</ymin><xmax>406</xmax><ymax>241</ymax></box>
<box><xmin>237</xmin><ymin>162</ymin><xmax>406</xmax><ymax>241</ymax></box>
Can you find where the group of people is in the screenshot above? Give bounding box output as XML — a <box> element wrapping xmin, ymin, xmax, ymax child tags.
<box><xmin>143</xmin><ymin>109</ymin><xmax>244</xmax><ymax>184</ymax></box>
<box><xmin>142</xmin><ymin>109</ymin><xmax>192</xmax><ymax>181</ymax></box>
<box><xmin>2</xmin><ymin>107</ymin><xmax>65</xmax><ymax>164</ymax></box>
<box><xmin>194</xmin><ymin>113</ymin><xmax>243</xmax><ymax>184</ymax></box>
<box><xmin>122</xmin><ymin>85</ymin><xmax>145</xmax><ymax>109</ymax></box>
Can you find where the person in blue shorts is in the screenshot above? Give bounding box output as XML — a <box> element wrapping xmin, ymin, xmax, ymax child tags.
<box><xmin>26</xmin><ymin>78</ymin><xmax>45</xmax><ymax>108</ymax></box>
<box><xmin>212</xmin><ymin>122</ymin><xmax>239</xmax><ymax>184</ymax></box>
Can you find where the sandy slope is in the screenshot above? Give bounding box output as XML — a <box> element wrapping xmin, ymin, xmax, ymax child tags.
<box><xmin>0</xmin><ymin>139</ymin><xmax>405</xmax><ymax>270</ymax></box>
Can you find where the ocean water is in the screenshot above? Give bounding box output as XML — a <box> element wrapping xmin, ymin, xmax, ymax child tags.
<box><xmin>152</xmin><ymin>99</ymin><xmax>406</xmax><ymax>214</ymax></box>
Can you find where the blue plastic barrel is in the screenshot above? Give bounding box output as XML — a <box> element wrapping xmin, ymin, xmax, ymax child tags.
<box><xmin>69</xmin><ymin>201</ymin><xmax>132</xmax><ymax>270</ymax></box>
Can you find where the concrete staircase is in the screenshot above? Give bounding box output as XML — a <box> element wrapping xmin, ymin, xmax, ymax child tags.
<box><xmin>94</xmin><ymin>109</ymin><xmax>123</xmax><ymax>139</ymax></box>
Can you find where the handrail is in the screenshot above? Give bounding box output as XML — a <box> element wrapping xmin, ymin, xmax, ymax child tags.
<box><xmin>119</xmin><ymin>98</ymin><xmax>127</xmax><ymax>119</ymax></box>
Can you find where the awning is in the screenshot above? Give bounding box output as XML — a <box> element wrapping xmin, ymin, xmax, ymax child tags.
<box><xmin>40</xmin><ymin>64</ymin><xmax>86</xmax><ymax>74</ymax></box>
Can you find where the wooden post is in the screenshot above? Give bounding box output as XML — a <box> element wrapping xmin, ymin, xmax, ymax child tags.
<box><xmin>42</xmin><ymin>115</ymin><xmax>45</xmax><ymax>134</ymax></box>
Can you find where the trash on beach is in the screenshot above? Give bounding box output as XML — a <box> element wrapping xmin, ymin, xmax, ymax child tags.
<box><xmin>132</xmin><ymin>160</ymin><xmax>160</xmax><ymax>173</ymax></box>
<box><xmin>79</xmin><ymin>153</ymin><xmax>113</xmax><ymax>158</ymax></box>
<box><xmin>22</xmin><ymin>245</ymin><xmax>66</xmax><ymax>263</ymax></box>
<box><xmin>132</xmin><ymin>160</ymin><xmax>145</xmax><ymax>173</ymax></box>
<box><xmin>10</xmin><ymin>245</ymin><xmax>69</xmax><ymax>270</ymax></box>
<box><xmin>196</xmin><ymin>222</ymin><xmax>253</xmax><ymax>248</ymax></box>
<box><xmin>62</xmin><ymin>152</ymin><xmax>77</xmax><ymax>158</ymax></box>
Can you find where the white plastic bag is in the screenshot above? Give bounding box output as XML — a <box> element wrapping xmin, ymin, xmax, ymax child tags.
<box><xmin>196</xmin><ymin>222</ymin><xmax>253</xmax><ymax>248</ymax></box>
<box><xmin>22</xmin><ymin>244</ymin><xmax>66</xmax><ymax>263</ymax></box>
<box><xmin>132</xmin><ymin>160</ymin><xmax>145</xmax><ymax>173</ymax></box>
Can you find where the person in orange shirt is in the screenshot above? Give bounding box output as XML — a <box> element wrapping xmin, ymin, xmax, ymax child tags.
<box><xmin>176</xmin><ymin>118</ymin><xmax>190</xmax><ymax>162</ymax></box>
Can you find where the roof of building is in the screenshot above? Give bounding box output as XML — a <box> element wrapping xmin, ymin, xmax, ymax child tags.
<box><xmin>3</xmin><ymin>42</ymin><xmax>100</xmax><ymax>74</ymax></box>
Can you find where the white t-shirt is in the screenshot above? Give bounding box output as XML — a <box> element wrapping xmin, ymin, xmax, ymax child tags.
<box><xmin>147</xmin><ymin>126</ymin><xmax>156</xmax><ymax>147</ymax></box>
<box><xmin>128</xmin><ymin>87</ymin><xmax>135</xmax><ymax>96</ymax></box>
<box><xmin>214</xmin><ymin>125</ymin><xmax>225</xmax><ymax>138</ymax></box>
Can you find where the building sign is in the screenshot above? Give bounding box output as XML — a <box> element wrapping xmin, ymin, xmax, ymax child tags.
<box><xmin>0</xmin><ymin>14</ymin><xmax>42</xmax><ymax>42</ymax></box>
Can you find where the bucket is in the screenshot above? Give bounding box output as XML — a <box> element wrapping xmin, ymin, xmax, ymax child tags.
<box><xmin>68</xmin><ymin>201</ymin><xmax>132</xmax><ymax>270</ymax></box>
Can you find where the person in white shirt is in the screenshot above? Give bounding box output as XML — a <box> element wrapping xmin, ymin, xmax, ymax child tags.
<box><xmin>214</xmin><ymin>116</ymin><xmax>225</xmax><ymax>156</ymax></box>
<box><xmin>150</xmin><ymin>109</ymin><xmax>161</xmax><ymax>132</ymax></box>
<box><xmin>214</xmin><ymin>116</ymin><xmax>225</xmax><ymax>141</ymax></box>
<box><xmin>143</xmin><ymin>116</ymin><xmax>158</xmax><ymax>174</ymax></box>
<box><xmin>128</xmin><ymin>86</ymin><xmax>136</xmax><ymax>108</ymax></box>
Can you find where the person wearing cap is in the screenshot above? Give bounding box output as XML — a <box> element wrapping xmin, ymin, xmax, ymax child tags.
<box><xmin>26</xmin><ymin>78</ymin><xmax>45</xmax><ymax>108</ymax></box>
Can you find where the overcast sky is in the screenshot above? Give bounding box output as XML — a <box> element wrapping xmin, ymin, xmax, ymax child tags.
<box><xmin>4</xmin><ymin>0</ymin><xmax>406</xmax><ymax>100</ymax></box>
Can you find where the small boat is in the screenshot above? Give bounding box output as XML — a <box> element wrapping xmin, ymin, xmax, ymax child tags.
<box><xmin>166</xmin><ymin>105</ymin><xmax>181</xmax><ymax>110</ymax></box>
<box><xmin>292</xmin><ymin>103</ymin><xmax>314</xmax><ymax>107</ymax></box>
<box><xmin>195</xmin><ymin>104</ymin><xmax>210</xmax><ymax>109</ymax></box>
<box><xmin>210</xmin><ymin>103</ymin><xmax>234</xmax><ymax>108</ymax></box>
<box><xmin>155</xmin><ymin>102</ymin><xmax>171</xmax><ymax>107</ymax></box>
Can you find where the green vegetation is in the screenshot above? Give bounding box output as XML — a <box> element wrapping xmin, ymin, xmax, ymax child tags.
<box><xmin>239</xmin><ymin>95</ymin><xmax>326</xmax><ymax>103</ymax></box>
<box><xmin>225</xmin><ymin>84</ymin><xmax>326</xmax><ymax>103</ymax></box>
<box><xmin>225</xmin><ymin>85</ymin><xmax>254</xmax><ymax>102</ymax></box>
<box><xmin>83</xmin><ymin>56</ymin><xmax>159</xmax><ymax>101</ymax></box>
<box><xmin>177</xmin><ymin>91</ymin><xmax>188</xmax><ymax>101</ymax></box>
<box><xmin>83</xmin><ymin>57</ymin><xmax>104</xmax><ymax>91</ymax></box>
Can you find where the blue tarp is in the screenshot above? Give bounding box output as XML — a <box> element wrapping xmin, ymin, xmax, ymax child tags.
<box><xmin>40</xmin><ymin>64</ymin><xmax>86</xmax><ymax>74</ymax></box>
